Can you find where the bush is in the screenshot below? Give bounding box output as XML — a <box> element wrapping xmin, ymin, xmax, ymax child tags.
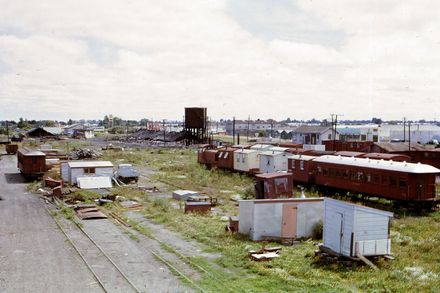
<box><xmin>311</xmin><ymin>220</ymin><xmax>323</xmax><ymax>239</ymax></box>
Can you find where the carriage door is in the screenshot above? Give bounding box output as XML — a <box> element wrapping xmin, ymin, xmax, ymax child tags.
<box><xmin>416</xmin><ymin>175</ymin><xmax>424</xmax><ymax>200</ymax></box>
<box><xmin>281</xmin><ymin>204</ymin><xmax>298</xmax><ymax>238</ymax></box>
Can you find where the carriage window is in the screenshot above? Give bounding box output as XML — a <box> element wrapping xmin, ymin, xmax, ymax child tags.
<box><xmin>357</xmin><ymin>172</ymin><xmax>364</xmax><ymax>181</ymax></box>
<box><xmin>242</xmin><ymin>155</ymin><xmax>245</xmax><ymax>163</ymax></box>
<box><xmin>218</xmin><ymin>152</ymin><xmax>224</xmax><ymax>159</ymax></box>
<box><xmin>323</xmin><ymin>169</ymin><xmax>329</xmax><ymax>176</ymax></box>
<box><xmin>317</xmin><ymin>166</ymin><xmax>322</xmax><ymax>174</ymax></box>
<box><xmin>399</xmin><ymin>179</ymin><xmax>407</xmax><ymax>188</ymax></box>
<box><xmin>382</xmin><ymin>176</ymin><xmax>388</xmax><ymax>185</ymax></box>
<box><xmin>291</xmin><ymin>160</ymin><xmax>296</xmax><ymax>170</ymax></box>
<box><xmin>329</xmin><ymin>169</ymin><xmax>334</xmax><ymax>177</ymax></box>
<box><xmin>372</xmin><ymin>174</ymin><xmax>380</xmax><ymax>184</ymax></box>
<box><xmin>236</xmin><ymin>154</ymin><xmax>240</xmax><ymax>162</ymax></box>
<box><xmin>343</xmin><ymin>170</ymin><xmax>349</xmax><ymax>179</ymax></box>
<box><xmin>335</xmin><ymin>169</ymin><xmax>341</xmax><ymax>177</ymax></box>
<box><xmin>389</xmin><ymin>177</ymin><xmax>397</xmax><ymax>187</ymax></box>
<box><xmin>350</xmin><ymin>171</ymin><xmax>356</xmax><ymax>181</ymax></box>
<box><xmin>366</xmin><ymin>173</ymin><xmax>371</xmax><ymax>182</ymax></box>
<box><xmin>224</xmin><ymin>152</ymin><xmax>229</xmax><ymax>159</ymax></box>
<box><xmin>300</xmin><ymin>161</ymin><xmax>305</xmax><ymax>171</ymax></box>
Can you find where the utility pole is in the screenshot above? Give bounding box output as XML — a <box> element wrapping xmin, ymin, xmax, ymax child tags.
<box><xmin>232</xmin><ymin>117</ymin><xmax>235</xmax><ymax>145</ymax></box>
<box><xmin>408</xmin><ymin>121</ymin><xmax>411</xmax><ymax>153</ymax></box>
<box><xmin>163</xmin><ymin>119</ymin><xmax>166</xmax><ymax>145</ymax></box>
<box><xmin>330</xmin><ymin>113</ymin><xmax>343</xmax><ymax>151</ymax></box>
<box><xmin>6</xmin><ymin>120</ymin><xmax>9</xmax><ymax>143</ymax></box>
<box><xmin>247</xmin><ymin>115</ymin><xmax>250</xmax><ymax>142</ymax></box>
<box><xmin>403</xmin><ymin>117</ymin><xmax>406</xmax><ymax>142</ymax></box>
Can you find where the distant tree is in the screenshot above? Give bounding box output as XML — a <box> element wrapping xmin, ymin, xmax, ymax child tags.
<box><xmin>113</xmin><ymin>117</ymin><xmax>123</xmax><ymax>126</ymax></box>
<box><xmin>44</xmin><ymin>120</ymin><xmax>56</xmax><ymax>127</ymax></box>
<box><xmin>371</xmin><ymin>117</ymin><xmax>382</xmax><ymax>125</ymax></box>
<box><xmin>17</xmin><ymin>117</ymin><xmax>31</xmax><ymax>129</ymax></box>
<box><xmin>67</xmin><ymin>119</ymin><xmax>73</xmax><ymax>125</ymax></box>
<box><xmin>258</xmin><ymin>130</ymin><xmax>266</xmax><ymax>137</ymax></box>
<box><xmin>103</xmin><ymin>115</ymin><xmax>110</xmax><ymax>128</ymax></box>
<box><xmin>286</xmin><ymin>117</ymin><xmax>291</xmax><ymax>123</ymax></box>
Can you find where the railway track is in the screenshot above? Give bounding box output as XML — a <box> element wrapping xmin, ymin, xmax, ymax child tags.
<box><xmin>44</xmin><ymin>202</ymin><xmax>142</xmax><ymax>293</ymax></box>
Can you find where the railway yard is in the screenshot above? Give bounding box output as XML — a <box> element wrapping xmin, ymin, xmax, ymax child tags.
<box><xmin>1</xmin><ymin>137</ymin><xmax>440</xmax><ymax>292</ymax></box>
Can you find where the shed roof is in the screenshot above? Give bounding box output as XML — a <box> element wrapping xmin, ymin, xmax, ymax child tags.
<box><xmin>67</xmin><ymin>161</ymin><xmax>114</xmax><ymax>168</ymax></box>
<box><xmin>234</xmin><ymin>149</ymin><xmax>258</xmax><ymax>154</ymax></box>
<box><xmin>260</xmin><ymin>150</ymin><xmax>285</xmax><ymax>157</ymax></box>
<box><xmin>269</xmin><ymin>147</ymin><xmax>290</xmax><ymax>152</ymax></box>
<box><xmin>240</xmin><ymin>197</ymin><xmax>323</xmax><ymax>204</ymax></box>
<box><xmin>313</xmin><ymin>155</ymin><xmax>440</xmax><ymax>174</ymax></box>
<box><xmin>324</xmin><ymin>198</ymin><xmax>393</xmax><ymax>217</ymax></box>
<box><xmin>255</xmin><ymin>172</ymin><xmax>292</xmax><ymax>179</ymax></box>
<box><xmin>250</xmin><ymin>144</ymin><xmax>273</xmax><ymax>150</ymax></box>
<box><xmin>361</xmin><ymin>153</ymin><xmax>410</xmax><ymax>160</ymax></box>
<box><xmin>18</xmin><ymin>147</ymin><xmax>46</xmax><ymax>156</ymax></box>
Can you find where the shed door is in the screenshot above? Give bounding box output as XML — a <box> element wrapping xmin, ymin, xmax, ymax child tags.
<box><xmin>335</xmin><ymin>212</ymin><xmax>344</xmax><ymax>254</ymax></box>
<box><xmin>416</xmin><ymin>175</ymin><xmax>424</xmax><ymax>200</ymax></box>
<box><xmin>281</xmin><ymin>204</ymin><xmax>297</xmax><ymax>238</ymax></box>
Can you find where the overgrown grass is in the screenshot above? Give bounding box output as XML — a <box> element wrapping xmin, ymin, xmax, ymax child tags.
<box><xmin>99</xmin><ymin>147</ymin><xmax>440</xmax><ymax>292</ymax></box>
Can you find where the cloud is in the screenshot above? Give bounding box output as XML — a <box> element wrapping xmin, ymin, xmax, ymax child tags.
<box><xmin>0</xmin><ymin>0</ymin><xmax>439</xmax><ymax>121</ymax></box>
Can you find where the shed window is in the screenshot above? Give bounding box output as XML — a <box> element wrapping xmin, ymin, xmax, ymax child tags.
<box><xmin>242</xmin><ymin>155</ymin><xmax>245</xmax><ymax>163</ymax></box>
<box><xmin>224</xmin><ymin>152</ymin><xmax>229</xmax><ymax>159</ymax></box>
<box><xmin>84</xmin><ymin>167</ymin><xmax>96</xmax><ymax>174</ymax></box>
<box><xmin>236</xmin><ymin>154</ymin><xmax>240</xmax><ymax>162</ymax></box>
<box><xmin>218</xmin><ymin>152</ymin><xmax>224</xmax><ymax>159</ymax></box>
<box><xmin>300</xmin><ymin>161</ymin><xmax>305</xmax><ymax>171</ymax></box>
<box><xmin>291</xmin><ymin>160</ymin><xmax>296</xmax><ymax>170</ymax></box>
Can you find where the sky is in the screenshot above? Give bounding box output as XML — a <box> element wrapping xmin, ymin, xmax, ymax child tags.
<box><xmin>0</xmin><ymin>0</ymin><xmax>439</xmax><ymax>121</ymax></box>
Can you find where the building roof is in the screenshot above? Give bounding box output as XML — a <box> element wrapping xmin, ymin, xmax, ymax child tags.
<box><xmin>42</xmin><ymin>127</ymin><xmax>63</xmax><ymax>135</ymax></box>
<box><xmin>287</xmin><ymin>154</ymin><xmax>317</xmax><ymax>161</ymax></box>
<box><xmin>337</xmin><ymin>127</ymin><xmax>361</xmax><ymax>135</ymax></box>
<box><xmin>293</xmin><ymin>125</ymin><xmax>332</xmax><ymax>134</ymax></box>
<box><xmin>373</xmin><ymin>142</ymin><xmax>435</xmax><ymax>152</ymax></box>
<box><xmin>361</xmin><ymin>153</ymin><xmax>411</xmax><ymax>160</ymax></box>
<box><xmin>67</xmin><ymin>161</ymin><xmax>114</xmax><ymax>168</ymax></box>
<box><xmin>269</xmin><ymin>147</ymin><xmax>290</xmax><ymax>152</ymax></box>
<box><xmin>313</xmin><ymin>155</ymin><xmax>440</xmax><ymax>174</ymax></box>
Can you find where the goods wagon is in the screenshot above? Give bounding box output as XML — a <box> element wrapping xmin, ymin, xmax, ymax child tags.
<box><xmin>17</xmin><ymin>148</ymin><xmax>46</xmax><ymax>178</ymax></box>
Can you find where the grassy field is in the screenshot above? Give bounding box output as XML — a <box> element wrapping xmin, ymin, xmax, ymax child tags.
<box><xmin>21</xmin><ymin>139</ymin><xmax>440</xmax><ymax>292</ymax></box>
<box><xmin>96</xmin><ymin>147</ymin><xmax>440</xmax><ymax>292</ymax></box>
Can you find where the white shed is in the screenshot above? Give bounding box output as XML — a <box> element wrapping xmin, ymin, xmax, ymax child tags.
<box><xmin>323</xmin><ymin>198</ymin><xmax>393</xmax><ymax>257</ymax></box>
<box><xmin>259</xmin><ymin>150</ymin><xmax>289</xmax><ymax>173</ymax></box>
<box><xmin>233</xmin><ymin>149</ymin><xmax>260</xmax><ymax>173</ymax></box>
<box><xmin>61</xmin><ymin>161</ymin><xmax>114</xmax><ymax>185</ymax></box>
<box><xmin>239</xmin><ymin>198</ymin><xmax>324</xmax><ymax>241</ymax></box>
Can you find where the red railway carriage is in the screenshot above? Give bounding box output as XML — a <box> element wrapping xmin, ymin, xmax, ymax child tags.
<box><xmin>288</xmin><ymin>155</ymin><xmax>317</xmax><ymax>184</ymax></box>
<box><xmin>360</xmin><ymin>153</ymin><xmax>411</xmax><ymax>162</ymax></box>
<box><xmin>312</xmin><ymin>155</ymin><xmax>440</xmax><ymax>202</ymax></box>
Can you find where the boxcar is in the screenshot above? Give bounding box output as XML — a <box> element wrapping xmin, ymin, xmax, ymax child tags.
<box><xmin>360</xmin><ymin>153</ymin><xmax>411</xmax><ymax>162</ymax></box>
<box><xmin>216</xmin><ymin>147</ymin><xmax>238</xmax><ymax>170</ymax></box>
<box><xmin>312</xmin><ymin>155</ymin><xmax>440</xmax><ymax>202</ymax></box>
<box><xmin>17</xmin><ymin>148</ymin><xmax>46</xmax><ymax>177</ymax></box>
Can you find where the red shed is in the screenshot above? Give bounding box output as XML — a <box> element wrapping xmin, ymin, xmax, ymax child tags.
<box><xmin>216</xmin><ymin>147</ymin><xmax>238</xmax><ymax>170</ymax></box>
<box><xmin>254</xmin><ymin>172</ymin><xmax>294</xmax><ymax>199</ymax></box>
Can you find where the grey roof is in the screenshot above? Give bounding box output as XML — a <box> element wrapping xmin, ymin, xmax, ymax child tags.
<box><xmin>373</xmin><ymin>142</ymin><xmax>436</xmax><ymax>152</ymax></box>
<box><xmin>293</xmin><ymin>125</ymin><xmax>333</xmax><ymax>134</ymax></box>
